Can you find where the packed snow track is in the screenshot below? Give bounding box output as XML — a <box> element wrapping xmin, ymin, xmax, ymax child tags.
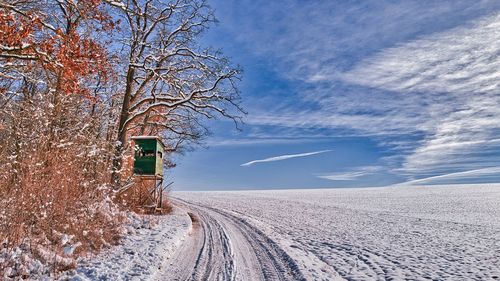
<box><xmin>156</xmin><ymin>198</ymin><xmax>305</xmax><ymax>281</ymax></box>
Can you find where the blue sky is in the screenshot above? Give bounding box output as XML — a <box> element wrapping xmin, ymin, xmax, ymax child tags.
<box><xmin>171</xmin><ymin>0</ymin><xmax>500</xmax><ymax>191</ymax></box>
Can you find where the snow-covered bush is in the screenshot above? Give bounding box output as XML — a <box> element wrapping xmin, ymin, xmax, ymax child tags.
<box><xmin>0</xmin><ymin>92</ymin><xmax>126</xmax><ymax>278</ymax></box>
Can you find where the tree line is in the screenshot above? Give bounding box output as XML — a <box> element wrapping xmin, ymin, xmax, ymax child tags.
<box><xmin>0</xmin><ymin>0</ymin><xmax>242</xmax><ymax>273</ymax></box>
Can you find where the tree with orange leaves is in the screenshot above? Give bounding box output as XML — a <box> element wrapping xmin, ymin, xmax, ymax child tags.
<box><xmin>0</xmin><ymin>0</ymin><xmax>115</xmax><ymax>98</ymax></box>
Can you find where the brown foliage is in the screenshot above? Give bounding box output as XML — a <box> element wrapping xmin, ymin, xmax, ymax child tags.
<box><xmin>0</xmin><ymin>0</ymin><xmax>115</xmax><ymax>98</ymax></box>
<box><xmin>0</xmin><ymin>92</ymin><xmax>122</xmax><ymax>276</ymax></box>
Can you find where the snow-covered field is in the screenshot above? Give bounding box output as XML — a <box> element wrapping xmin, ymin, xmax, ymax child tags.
<box><xmin>65</xmin><ymin>184</ymin><xmax>500</xmax><ymax>280</ymax></box>
<box><xmin>174</xmin><ymin>184</ymin><xmax>500</xmax><ymax>280</ymax></box>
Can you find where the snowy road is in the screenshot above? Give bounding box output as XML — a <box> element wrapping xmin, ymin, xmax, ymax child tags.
<box><xmin>157</xmin><ymin>199</ymin><xmax>305</xmax><ymax>281</ymax></box>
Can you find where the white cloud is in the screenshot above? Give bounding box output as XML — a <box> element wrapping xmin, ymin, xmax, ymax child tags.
<box><xmin>317</xmin><ymin>166</ymin><xmax>383</xmax><ymax>181</ymax></box>
<box><xmin>318</xmin><ymin>172</ymin><xmax>368</xmax><ymax>181</ymax></box>
<box><xmin>219</xmin><ymin>0</ymin><xmax>499</xmax><ymax>83</ymax></box>
<box><xmin>206</xmin><ymin>137</ymin><xmax>327</xmax><ymax>147</ymax></box>
<box><xmin>215</xmin><ymin>1</ymin><xmax>500</xmax><ymax>181</ymax></box>
<box><xmin>396</xmin><ymin>167</ymin><xmax>500</xmax><ymax>185</ymax></box>
<box><xmin>240</xmin><ymin>150</ymin><xmax>332</xmax><ymax>167</ymax></box>
<box><xmin>342</xmin><ymin>13</ymin><xmax>500</xmax><ymax>95</ymax></box>
<box><xmin>342</xmin><ymin>13</ymin><xmax>500</xmax><ymax>176</ymax></box>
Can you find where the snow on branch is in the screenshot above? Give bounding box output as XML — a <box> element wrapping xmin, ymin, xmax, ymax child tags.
<box><xmin>111</xmin><ymin>0</ymin><xmax>244</xmax><ymax>155</ymax></box>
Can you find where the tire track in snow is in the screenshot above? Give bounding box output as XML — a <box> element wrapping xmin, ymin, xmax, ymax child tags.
<box><xmin>190</xmin><ymin>208</ymin><xmax>235</xmax><ymax>280</ymax></box>
<box><xmin>157</xmin><ymin>198</ymin><xmax>305</xmax><ymax>281</ymax></box>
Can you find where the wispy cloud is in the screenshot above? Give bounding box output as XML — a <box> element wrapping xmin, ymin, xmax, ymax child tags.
<box><xmin>241</xmin><ymin>150</ymin><xmax>332</xmax><ymax>167</ymax></box>
<box><xmin>243</xmin><ymin>10</ymin><xmax>500</xmax><ymax>181</ymax></box>
<box><xmin>317</xmin><ymin>172</ymin><xmax>369</xmax><ymax>181</ymax></box>
<box><xmin>343</xmin><ymin>12</ymin><xmax>500</xmax><ymax>177</ymax></box>
<box><xmin>206</xmin><ymin>137</ymin><xmax>330</xmax><ymax>147</ymax></box>
<box><xmin>230</xmin><ymin>2</ymin><xmax>500</xmax><ymax>137</ymax></box>
<box><xmin>219</xmin><ymin>0</ymin><xmax>499</xmax><ymax>82</ymax></box>
<box><xmin>341</xmin><ymin>13</ymin><xmax>500</xmax><ymax>95</ymax></box>
<box><xmin>317</xmin><ymin>166</ymin><xmax>383</xmax><ymax>181</ymax></box>
<box><xmin>396</xmin><ymin>167</ymin><xmax>500</xmax><ymax>186</ymax></box>
<box><xmin>213</xmin><ymin>0</ymin><xmax>500</xmax><ymax>183</ymax></box>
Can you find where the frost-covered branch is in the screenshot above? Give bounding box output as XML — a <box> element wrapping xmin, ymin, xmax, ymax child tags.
<box><xmin>109</xmin><ymin>0</ymin><xmax>244</xmax><ymax>183</ymax></box>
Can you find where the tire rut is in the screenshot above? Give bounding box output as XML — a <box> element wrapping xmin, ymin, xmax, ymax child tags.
<box><xmin>163</xmin><ymin>198</ymin><xmax>305</xmax><ymax>281</ymax></box>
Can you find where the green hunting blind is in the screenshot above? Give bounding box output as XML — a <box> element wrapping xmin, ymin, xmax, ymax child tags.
<box><xmin>130</xmin><ymin>136</ymin><xmax>167</xmax><ymax>212</ymax></box>
<box><xmin>131</xmin><ymin>136</ymin><xmax>165</xmax><ymax>177</ymax></box>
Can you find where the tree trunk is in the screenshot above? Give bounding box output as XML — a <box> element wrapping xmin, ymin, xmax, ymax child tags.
<box><xmin>111</xmin><ymin>66</ymin><xmax>135</xmax><ymax>186</ymax></box>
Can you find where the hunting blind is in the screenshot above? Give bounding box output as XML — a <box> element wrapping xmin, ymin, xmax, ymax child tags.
<box><xmin>130</xmin><ymin>136</ymin><xmax>167</xmax><ymax>211</ymax></box>
<box><xmin>132</xmin><ymin>136</ymin><xmax>165</xmax><ymax>177</ymax></box>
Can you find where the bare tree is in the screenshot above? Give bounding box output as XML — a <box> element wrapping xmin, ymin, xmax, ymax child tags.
<box><xmin>106</xmin><ymin>0</ymin><xmax>243</xmax><ymax>184</ymax></box>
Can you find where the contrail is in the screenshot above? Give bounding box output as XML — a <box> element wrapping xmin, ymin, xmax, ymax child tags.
<box><xmin>241</xmin><ymin>150</ymin><xmax>332</xmax><ymax>167</ymax></box>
